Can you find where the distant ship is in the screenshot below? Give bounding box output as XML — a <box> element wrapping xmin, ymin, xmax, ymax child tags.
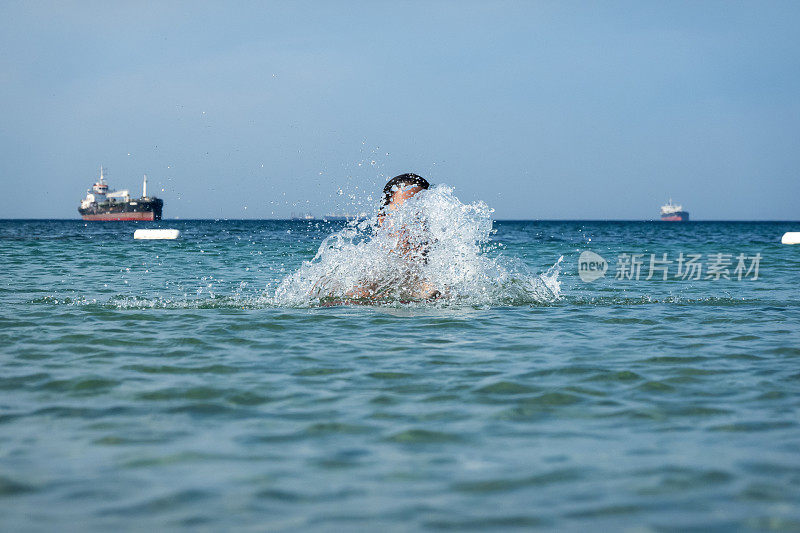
<box><xmin>322</xmin><ymin>212</ymin><xmax>367</xmax><ymax>222</ymax></box>
<box><xmin>660</xmin><ymin>198</ymin><xmax>689</xmax><ymax>221</ymax></box>
<box><xmin>78</xmin><ymin>167</ymin><xmax>163</xmax><ymax>221</ymax></box>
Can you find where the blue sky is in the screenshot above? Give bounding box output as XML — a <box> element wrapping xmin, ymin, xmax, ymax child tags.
<box><xmin>1</xmin><ymin>1</ymin><xmax>798</xmax><ymax>219</ymax></box>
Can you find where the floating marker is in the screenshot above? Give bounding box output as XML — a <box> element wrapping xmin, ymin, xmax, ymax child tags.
<box><xmin>134</xmin><ymin>229</ymin><xmax>180</xmax><ymax>240</ymax></box>
<box><xmin>781</xmin><ymin>232</ymin><xmax>800</xmax><ymax>245</ymax></box>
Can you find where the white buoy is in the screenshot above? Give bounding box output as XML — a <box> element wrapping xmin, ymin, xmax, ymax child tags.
<box><xmin>134</xmin><ymin>229</ymin><xmax>180</xmax><ymax>240</ymax></box>
<box><xmin>781</xmin><ymin>232</ymin><xmax>800</xmax><ymax>245</ymax></box>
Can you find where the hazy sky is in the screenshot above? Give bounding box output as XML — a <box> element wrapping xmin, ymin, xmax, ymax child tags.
<box><xmin>1</xmin><ymin>1</ymin><xmax>798</xmax><ymax>220</ymax></box>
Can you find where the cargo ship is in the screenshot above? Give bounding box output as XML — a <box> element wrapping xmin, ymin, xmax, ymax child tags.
<box><xmin>78</xmin><ymin>167</ymin><xmax>163</xmax><ymax>221</ymax></box>
<box><xmin>660</xmin><ymin>198</ymin><xmax>689</xmax><ymax>222</ymax></box>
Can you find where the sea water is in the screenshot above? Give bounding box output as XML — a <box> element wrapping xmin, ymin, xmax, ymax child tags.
<box><xmin>1</xmin><ymin>188</ymin><xmax>799</xmax><ymax>531</ymax></box>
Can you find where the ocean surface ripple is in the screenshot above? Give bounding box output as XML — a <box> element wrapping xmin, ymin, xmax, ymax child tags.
<box><xmin>1</xmin><ymin>219</ymin><xmax>799</xmax><ymax>531</ymax></box>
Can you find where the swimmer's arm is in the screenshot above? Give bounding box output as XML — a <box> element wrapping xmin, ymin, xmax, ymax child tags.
<box><xmin>344</xmin><ymin>281</ymin><xmax>381</xmax><ymax>299</ymax></box>
<box><xmin>412</xmin><ymin>280</ymin><xmax>443</xmax><ymax>300</ymax></box>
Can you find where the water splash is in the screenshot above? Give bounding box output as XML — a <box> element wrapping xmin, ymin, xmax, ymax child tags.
<box><xmin>273</xmin><ymin>185</ymin><xmax>562</xmax><ymax>307</ymax></box>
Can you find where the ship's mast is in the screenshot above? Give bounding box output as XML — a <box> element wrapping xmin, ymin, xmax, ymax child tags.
<box><xmin>100</xmin><ymin>166</ymin><xmax>105</xmax><ymax>182</ymax></box>
<box><xmin>143</xmin><ymin>174</ymin><xmax>147</xmax><ymax>198</ymax></box>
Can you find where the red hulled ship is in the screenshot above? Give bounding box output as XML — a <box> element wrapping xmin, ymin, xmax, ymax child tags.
<box><xmin>78</xmin><ymin>167</ymin><xmax>163</xmax><ymax>221</ymax></box>
<box><xmin>660</xmin><ymin>198</ymin><xmax>689</xmax><ymax>222</ymax></box>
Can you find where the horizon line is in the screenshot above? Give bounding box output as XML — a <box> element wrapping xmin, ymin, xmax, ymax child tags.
<box><xmin>2</xmin><ymin>218</ymin><xmax>799</xmax><ymax>223</ymax></box>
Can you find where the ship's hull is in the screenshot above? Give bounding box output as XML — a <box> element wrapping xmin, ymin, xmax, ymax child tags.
<box><xmin>661</xmin><ymin>211</ymin><xmax>689</xmax><ymax>222</ymax></box>
<box><xmin>81</xmin><ymin>211</ymin><xmax>156</xmax><ymax>221</ymax></box>
<box><xmin>79</xmin><ymin>198</ymin><xmax>163</xmax><ymax>221</ymax></box>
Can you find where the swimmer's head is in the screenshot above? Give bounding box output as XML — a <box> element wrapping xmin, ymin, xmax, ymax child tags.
<box><xmin>380</xmin><ymin>173</ymin><xmax>430</xmax><ymax>211</ymax></box>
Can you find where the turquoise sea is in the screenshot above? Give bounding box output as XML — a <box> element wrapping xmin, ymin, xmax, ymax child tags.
<box><xmin>2</xmin><ymin>216</ymin><xmax>799</xmax><ymax>531</ymax></box>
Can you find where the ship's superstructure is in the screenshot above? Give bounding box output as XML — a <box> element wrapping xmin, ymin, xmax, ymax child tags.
<box><xmin>78</xmin><ymin>167</ymin><xmax>163</xmax><ymax>221</ymax></box>
<box><xmin>660</xmin><ymin>198</ymin><xmax>689</xmax><ymax>222</ymax></box>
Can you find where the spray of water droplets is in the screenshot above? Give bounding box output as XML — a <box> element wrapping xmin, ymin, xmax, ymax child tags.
<box><xmin>273</xmin><ymin>185</ymin><xmax>562</xmax><ymax>307</ymax></box>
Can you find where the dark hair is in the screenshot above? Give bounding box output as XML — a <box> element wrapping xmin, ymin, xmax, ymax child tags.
<box><xmin>380</xmin><ymin>173</ymin><xmax>430</xmax><ymax>208</ymax></box>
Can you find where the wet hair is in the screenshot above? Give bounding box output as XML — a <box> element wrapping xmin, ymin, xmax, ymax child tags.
<box><xmin>380</xmin><ymin>173</ymin><xmax>430</xmax><ymax>208</ymax></box>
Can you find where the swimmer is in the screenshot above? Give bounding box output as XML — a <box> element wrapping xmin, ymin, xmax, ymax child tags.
<box><xmin>345</xmin><ymin>173</ymin><xmax>441</xmax><ymax>301</ymax></box>
<box><xmin>378</xmin><ymin>173</ymin><xmax>430</xmax><ymax>222</ymax></box>
<box><xmin>377</xmin><ymin>173</ymin><xmax>431</xmax><ymax>258</ymax></box>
